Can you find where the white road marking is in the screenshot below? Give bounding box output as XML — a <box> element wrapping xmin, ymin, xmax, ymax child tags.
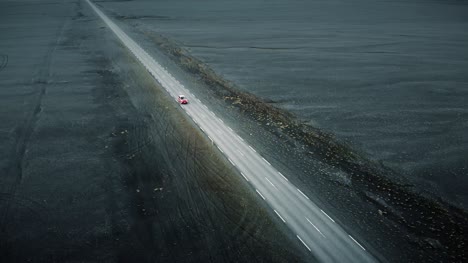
<box><xmin>217</xmin><ymin>146</ymin><xmax>224</xmax><ymax>153</ymax></box>
<box><xmin>208</xmin><ymin>135</ymin><xmax>213</xmax><ymax>142</ymax></box>
<box><xmin>349</xmin><ymin>235</ymin><xmax>366</xmax><ymax>251</ymax></box>
<box><xmin>321</xmin><ymin>210</ymin><xmax>335</xmax><ymax>223</ymax></box>
<box><xmin>297</xmin><ymin>189</ymin><xmax>310</xmax><ymax>200</ymax></box>
<box><xmin>262</xmin><ymin>157</ymin><xmax>271</xmax><ymax>166</ymax></box>
<box><xmin>306</xmin><ymin>217</ymin><xmax>326</xmax><ymax>238</ymax></box>
<box><xmin>278</xmin><ymin>172</ymin><xmax>289</xmax><ymax>182</ymax></box>
<box><xmin>256</xmin><ymin>189</ymin><xmax>266</xmax><ymax>200</ymax></box>
<box><xmin>240</xmin><ymin>172</ymin><xmax>249</xmax><ymax>181</ymax></box>
<box><xmin>274</xmin><ymin>210</ymin><xmax>286</xmax><ymax>223</ymax></box>
<box><xmin>237</xmin><ymin>150</ymin><xmax>245</xmax><ymax>157</ymax></box>
<box><xmin>248</xmin><ymin>145</ymin><xmax>256</xmax><ymax>152</ymax></box>
<box><xmin>227</xmin><ymin>127</ymin><xmax>233</xmax><ymax>131</ymax></box>
<box><xmin>228</xmin><ymin>158</ymin><xmax>235</xmax><ymax>167</ymax></box>
<box><xmin>200</xmin><ymin>127</ymin><xmax>205</xmax><ymax>132</ymax></box>
<box><xmin>265</xmin><ymin>177</ymin><xmax>277</xmax><ymax>189</ymax></box>
<box><xmin>237</xmin><ymin>135</ymin><xmax>244</xmax><ymax>142</ymax></box>
<box><xmin>218</xmin><ymin>118</ymin><xmax>224</xmax><ymax>123</ymax></box>
<box><xmin>202</xmin><ymin>104</ymin><xmax>208</xmax><ymax>109</ymax></box>
<box><xmin>297</xmin><ymin>235</ymin><xmax>311</xmax><ymax>251</ymax></box>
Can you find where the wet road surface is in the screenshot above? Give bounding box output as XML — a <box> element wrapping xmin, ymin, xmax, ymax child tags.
<box><xmin>87</xmin><ymin>1</ymin><xmax>376</xmax><ymax>261</ymax></box>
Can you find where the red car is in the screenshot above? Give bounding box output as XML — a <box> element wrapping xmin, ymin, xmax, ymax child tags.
<box><xmin>177</xmin><ymin>95</ymin><xmax>188</xmax><ymax>104</ymax></box>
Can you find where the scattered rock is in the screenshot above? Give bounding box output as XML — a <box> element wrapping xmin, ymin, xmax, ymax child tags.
<box><xmin>425</xmin><ymin>238</ymin><xmax>443</xmax><ymax>249</ymax></box>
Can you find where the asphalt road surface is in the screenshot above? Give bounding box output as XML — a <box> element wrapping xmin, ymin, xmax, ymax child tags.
<box><xmin>87</xmin><ymin>0</ymin><xmax>376</xmax><ymax>261</ymax></box>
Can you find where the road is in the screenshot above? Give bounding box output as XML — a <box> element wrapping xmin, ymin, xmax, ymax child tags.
<box><xmin>86</xmin><ymin>1</ymin><xmax>376</xmax><ymax>261</ymax></box>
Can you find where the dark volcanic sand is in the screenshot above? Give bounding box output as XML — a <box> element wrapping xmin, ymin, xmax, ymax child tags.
<box><xmin>131</xmin><ymin>31</ymin><xmax>468</xmax><ymax>263</ymax></box>
<box><xmin>0</xmin><ymin>1</ymin><xmax>307</xmax><ymax>262</ymax></box>
<box><xmin>81</xmin><ymin>2</ymin><xmax>468</xmax><ymax>261</ymax></box>
<box><xmin>98</xmin><ymin>0</ymin><xmax>468</xmax><ymax>209</ymax></box>
<box><xmin>1</xmin><ymin>0</ymin><xmax>467</xmax><ymax>262</ymax></box>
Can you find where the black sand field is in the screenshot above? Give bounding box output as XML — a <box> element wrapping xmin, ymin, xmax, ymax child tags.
<box><xmin>98</xmin><ymin>0</ymin><xmax>468</xmax><ymax>209</ymax></box>
<box><xmin>0</xmin><ymin>1</ymin><xmax>307</xmax><ymax>262</ymax></box>
<box><xmin>1</xmin><ymin>0</ymin><xmax>467</xmax><ymax>262</ymax></box>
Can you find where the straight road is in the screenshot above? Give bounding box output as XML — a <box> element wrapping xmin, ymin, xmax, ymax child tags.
<box><xmin>86</xmin><ymin>1</ymin><xmax>376</xmax><ymax>261</ymax></box>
